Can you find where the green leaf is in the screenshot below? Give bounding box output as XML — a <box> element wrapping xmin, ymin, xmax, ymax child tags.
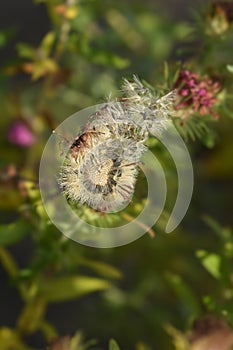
<box><xmin>226</xmin><ymin>65</ymin><xmax>233</xmax><ymax>74</ymax></box>
<box><xmin>109</xmin><ymin>339</ymin><xmax>121</xmax><ymax>350</ymax></box>
<box><xmin>202</xmin><ymin>216</ymin><xmax>232</xmax><ymax>245</ymax></box>
<box><xmin>202</xmin><ymin>295</ymin><xmax>218</xmax><ymax>312</ymax></box>
<box><xmin>40</xmin><ymin>31</ymin><xmax>56</xmax><ymax>56</ymax></box>
<box><xmin>196</xmin><ymin>250</ymin><xmax>221</xmax><ymax>279</ymax></box>
<box><xmin>0</xmin><ymin>29</ymin><xmax>15</xmax><ymax>48</ymax></box>
<box><xmin>17</xmin><ymin>43</ymin><xmax>35</xmax><ymax>59</ymax></box>
<box><xmin>17</xmin><ymin>298</ymin><xmax>47</xmax><ymax>334</ymax></box>
<box><xmin>39</xmin><ymin>321</ymin><xmax>58</xmax><ymax>342</ymax></box>
<box><xmin>166</xmin><ymin>273</ymin><xmax>201</xmax><ymax>317</ymax></box>
<box><xmin>0</xmin><ymin>247</ymin><xmax>18</xmax><ymax>277</ymax></box>
<box><xmin>35</xmin><ymin>202</ymin><xmax>50</xmax><ymax>221</ymax></box>
<box><xmin>202</xmin><ymin>216</ymin><xmax>224</xmax><ymax>236</ymax></box>
<box><xmin>0</xmin><ymin>327</ymin><xmax>31</xmax><ymax>350</ymax></box>
<box><xmin>135</xmin><ymin>341</ymin><xmax>151</xmax><ymax>350</ymax></box>
<box><xmin>32</xmin><ymin>58</ymin><xmax>58</xmax><ymax>80</ymax></box>
<box><xmin>0</xmin><ymin>32</ymin><xmax>8</xmax><ymax>48</ymax></box>
<box><xmin>165</xmin><ymin>325</ymin><xmax>189</xmax><ymax>350</ymax></box>
<box><xmin>0</xmin><ymin>220</ymin><xmax>30</xmax><ymax>246</ymax></box>
<box><xmin>173</xmin><ymin>22</ymin><xmax>194</xmax><ymax>40</ymax></box>
<box><xmin>0</xmin><ymin>248</ymin><xmax>28</xmax><ymax>299</ymax></box>
<box><xmin>202</xmin><ymin>132</ymin><xmax>216</xmax><ymax>149</ymax></box>
<box><xmin>77</xmin><ymin>257</ymin><xmax>123</xmax><ymax>279</ymax></box>
<box><xmin>84</xmin><ymin>48</ymin><xmax>130</xmax><ymax>68</ymax></box>
<box><xmin>41</xmin><ymin>275</ymin><xmax>112</xmax><ymax>302</ymax></box>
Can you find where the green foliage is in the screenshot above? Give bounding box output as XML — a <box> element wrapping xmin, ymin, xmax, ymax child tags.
<box><xmin>174</xmin><ymin>115</ymin><xmax>216</xmax><ymax>145</ymax></box>
<box><xmin>226</xmin><ymin>65</ymin><xmax>233</xmax><ymax>74</ymax></box>
<box><xmin>166</xmin><ymin>273</ymin><xmax>201</xmax><ymax>320</ymax></box>
<box><xmin>0</xmin><ymin>29</ymin><xmax>14</xmax><ymax>49</ymax></box>
<box><xmin>0</xmin><ymin>0</ymin><xmax>233</xmax><ymax>349</ymax></box>
<box><xmin>0</xmin><ymin>219</ymin><xmax>31</xmax><ymax>246</ymax></box>
<box><xmin>196</xmin><ymin>250</ymin><xmax>221</xmax><ymax>279</ymax></box>
<box><xmin>195</xmin><ymin>218</ymin><xmax>233</xmax><ymax>324</ymax></box>
<box><xmin>41</xmin><ymin>275</ymin><xmax>113</xmax><ymax>302</ymax></box>
<box><xmin>109</xmin><ymin>339</ymin><xmax>121</xmax><ymax>350</ymax></box>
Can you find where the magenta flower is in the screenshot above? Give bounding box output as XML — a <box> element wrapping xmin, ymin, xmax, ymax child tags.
<box><xmin>7</xmin><ymin>121</ymin><xmax>36</xmax><ymax>147</ymax></box>
<box><xmin>174</xmin><ymin>70</ymin><xmax>220</xmax><ymax>119</ymax></box>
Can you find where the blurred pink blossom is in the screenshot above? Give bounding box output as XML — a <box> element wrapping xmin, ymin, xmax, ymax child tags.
<box><xmin>8</xmin><ymin>121</ymin><xmax>36</xmax><ymax>147</ymax></box>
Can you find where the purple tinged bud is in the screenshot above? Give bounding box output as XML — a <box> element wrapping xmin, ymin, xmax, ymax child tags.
<box><xmin>174</xmin><ymin>69</ymin><xmax>220</xmax><ymax>119</ymax></box>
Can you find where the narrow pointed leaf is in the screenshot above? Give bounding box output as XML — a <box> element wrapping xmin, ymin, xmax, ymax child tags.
<box><xmin>42</xmin><ymin>275</ymin><xmax>112</xmax><ymax>302</ymax></box>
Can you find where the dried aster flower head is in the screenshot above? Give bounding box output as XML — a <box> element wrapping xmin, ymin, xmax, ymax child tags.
<box><xmin>60</xmin><ymin>125</ymin><xmax>146</xmax><ymax>212</ymax></box>
<box><xmin>174</xmin><ymin>70</ymin><xmax>220</xmax><ymax>120</ymax></box>
<box><xmin>59</xmin><ymin>76</ymin><xmax>175</xmax><ymax>212</ymax></box>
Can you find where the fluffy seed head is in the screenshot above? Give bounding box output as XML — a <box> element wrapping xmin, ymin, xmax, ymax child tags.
<box><xmin>58</xmin><ymin>77</ymin><xmax>175</xmax><ymax>212</ymax></box>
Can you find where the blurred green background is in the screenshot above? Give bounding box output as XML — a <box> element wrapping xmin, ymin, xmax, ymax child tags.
<box><xmin>0</xmin><ymin>1</ymin><xmax>233</xmax><ymax>349</ymax></box>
